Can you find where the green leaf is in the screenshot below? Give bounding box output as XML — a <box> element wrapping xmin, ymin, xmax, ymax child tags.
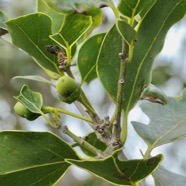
<box><xmin>139</xmin><ymin>0</ymin><xmax>157</xmax><ymax>20</ymax></box>
<box><xmin>97</xmin><ymin>25</ymin><xmax>122</xmax><ymax>103</ymax></box>
<box><xmin>117</xmin><ymin>20</ymin><xmax>136</xmax><ymax>44</ymax></box>
<box><xmin>92</xmin><ymin>1</ymin><xmax>186</xmax><ymax>113</ymax></box>
<box><xmin>71</xmin><ymin>42</ymin><xmax>78</xmax><ymax>57</ymax></box>
<box><xmin>13</xmin><ymin>75</ymin><xmax>56</xmax><ymax>87</ymax></box>
<box><xmin>14</xmin><ymin>85</ymin><xmax>60</xmax><ymax>128</ymax></box>
<box><xmin>118</xmin><ymin>0</ymin><xmax>156</xmax><ymax>19</ymax></box>
<box><xmin>67</xmin><ymin>153</ymin><xmax>163</xmax><ymax>185</ymax></box>
<box><xmin>153</xmin><ymin>166</ymin><xmax>186</xmax><ymax>186</ymax></box>
<box><xmin>44</xmin><ymin>0</ymin><xmax>107</xmax><ymax>15</ymax></box>
<box><xmin>5</xmin><ymin>13</ymin><xmax>61</xmax><ymax>74</ymax></box>
<box><xmin>76</xmin><ymin>132</ymin><xmax>107</xmax><ymax>157</ymax></box>
<box><xmin>78</xmin><ymin>33</ymin><xmax>105</xmax><ymax>83</ymax></box>
<box><xmin>0</xmin><ymin>10</ymin><xmax>8</xmax><ymax>36</ymax></box>
<box><xmin>15</xmin><ymin>85</ymin><xmax>43</xmax><ymax>114</ymax></box>
<box><xmin>50</xmin><ymin>14</ymin><xmax>92</xmax><ymax>48</ymax></box>
<box><xmin>43</xmin><ymin>0</ymin><xmax>104</xmax><ymax>34</ymax></box>
<box><xmin>132</xmin><ymin>88</ymin><xmax>186</xmax><ymax>149</ymax></box>
<box><xmin>123</xmin><ymin>0</ymin><xmax>186</xmax><ymax>111</ymax></box>
<box><xmin>89</xmin><ymin>9</ymin><xmax>103</xmax><ymax>31</ymax></box>
<box><xmin>37</xmin><ymin>0</ymin><xmax>64</xmax><ymax>33</ymax></box>
<box><xmin>0</xmin><ymin>131</ymin><xmax>79</xmax><ymax>186</ymax></box>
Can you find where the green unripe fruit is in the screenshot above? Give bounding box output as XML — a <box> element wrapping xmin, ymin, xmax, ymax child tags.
<box><xmin>56</xmin><ymin>76</ymin><xmax>81</xmax><ymax>104</ymax></box>
<box><xmin>14</xmin><ymin>102</ymin><xmax>40</xmax><ymax>121</ymax></box>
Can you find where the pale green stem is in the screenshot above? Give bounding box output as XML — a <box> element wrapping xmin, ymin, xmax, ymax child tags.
<box><xmin>57</xmin><ymin>107</ymin><xmax>93</xmax><ymax>123</ymax></box>
<box><xmin>144</xmin><ymin>145</ymin><xmax>153</xmax><ymax>159</ymax></box>
<box><xmin>42</xmin><ymin>106</ymin><xmax>93</xmax><ymax>123</ymax></box>
<box><xmin>78</xmin><ymin>96</ymin><xmax>97</xmax><ymax>116</ymax></box>
<box><xmin>126</xmin><ymin>0</ymin><xmax>140</xmax><ymax>63</ymax></box>
<box><xmin>110</xmin><ymin>109</ymin><xmax>117</xmax><ymax>125</ymax></box>
<box><xmin>112</xmin><ymin>40</ymin><xmax>128</xmax><ymax>146</ymax></box>
<box><xmin>128</xmin><ymin>0</ymin><xmax>140</xmax><ymax>26</ymax></box>
<box><xmin>66</xmin><ymin>44</ymin><xmax>72</xmax><ymax>66</ymax></box>
<box><xmin>63</xmin><ymin>126</ymin><xmax>105</xmax><ymax>158</ymax></box>
<box><xmin>108</xmin><ymin>0</ymin><xmax>120</xmax><ymax>19</ymax></box>
<box><xmin>41</xmin><ymin>113</ymin><xmax>60</xmax><ymax>129</ymax></box>
<box><xmin>131</xmin><ymin>181</ymin><xmax>139</xmax><ymax>186</ymax></box>
<box><xmin>128</xmin><ymin>16</ymin><xmax>135</xmax><ymax>26</ymax></box>
<box><xmin>121</xmin><ymin>111</ymin><xmax>128</xmax><ymax>145</ymax></box>
<box><xmin>128</xmin><ymin>42</ymin><xmax>134</xmax><ymax>63</ymax></box>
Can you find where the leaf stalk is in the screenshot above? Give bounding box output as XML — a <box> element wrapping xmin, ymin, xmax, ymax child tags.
<box><xmin>42</xmin><ymin>106</ymin><xmax>93</xmax><ymax>124</ymax></box>
<box><xmin>63</xmin><ymin>126</ymin><xmax>105</xmax><ymax>158</ymax></box>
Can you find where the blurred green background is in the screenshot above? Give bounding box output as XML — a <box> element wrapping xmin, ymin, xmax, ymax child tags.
<box><xmin>0</xmin><ymin>0</ymin><xmax>186</xmax><ymax>185</ymax></box>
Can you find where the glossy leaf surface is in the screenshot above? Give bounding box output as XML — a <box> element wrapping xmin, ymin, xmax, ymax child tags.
<box><xmin>68</xmin><ymin>153</ymin><xmax>162</xmax><ymax>185</ymax></box>
<box><xmin>37</xmin><ymin>0</ymin><xmax>64</xmax><ymax>33</ymax></box>
<box><xmin>6</xmin><ymin>13</ymin><xmax>60</xmax><ymax>74</ymax></box>
<box><xmin>123</xmin><ymin>0</ymin><xmax>186</xmax><ymax>112</ymax></box>
<box><xmin>78</xmin><ymin>33</ymin><xmax>106</xmax><ymax>83</ymax></box>
<box><xmin>118</xmin><ymin>0</ymin><xmax>156</xmax><ymax>19</ymax></box>
<box><xmin>14</xmin><ymin>85</ymin><xmax>43</xmax><ymax>114</ymax></box>
<box><xmin>50</xmin><ymin>14</ymin><xmax>92</xmax><ymax>48</ymax></box>
<box><xmin>117</xmin><ymin>20</ymin><xmax>136</xmax><ymax>44</ymax></box>
<box><xmin>0</xmin><ymin>131</ymin><xmax>79</xmax><ymax>186</ymax></box>
<box><xmin>98</xmin><ymin>0</ymin><xmax>186</xmax><ymax>112</ymax></box>
<box><xmin>97</xmin><ymin>25</ymin><xmax>122</xmax><ymax>102</ymax></box>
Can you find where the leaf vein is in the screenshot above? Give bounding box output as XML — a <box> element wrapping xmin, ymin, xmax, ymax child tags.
<box><xmin>126</xmin><ymin>2</ymin><xmax>181</xmax><ymax>112</ymax></box>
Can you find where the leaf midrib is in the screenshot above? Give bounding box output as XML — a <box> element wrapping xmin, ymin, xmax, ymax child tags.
<box><xmin>2</xmin><ymin>161</ymin><xmax>66</xmax><ymax>175</ymax></box>
<box><xmin>10</xmin><ymin>17</ymin><xmax>58</xmax><ymax>71</ymax></box>
<box><xmin>151</xmin><ymin>115</ymin><xmax>186</xmax><ymax>148</ymax></box>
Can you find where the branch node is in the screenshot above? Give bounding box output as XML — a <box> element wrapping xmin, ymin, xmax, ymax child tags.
<box><xmin>119</xmin><ymin>78</ymin><xmax>124</xmax><ymax>84</ymax></box>
<box><xmin>63</xmin><ymin>126</ymin><xmax>68</xmax><ymax>133</ymax></box>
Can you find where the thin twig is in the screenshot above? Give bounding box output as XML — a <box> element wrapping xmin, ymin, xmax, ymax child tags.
<box><xmin>111</xmin><ymin>40</ymin><xmax>129</xmax><ymax>150</ymax></box>
<box><xmin>63</xmin><ymin>126</ymin><xmax>106</xmax><ymax>158</ymax></box>
<box><xmin>64</xmin><ymin>58</ymin><xmax>112</xmax><ymax>147</ymax></box>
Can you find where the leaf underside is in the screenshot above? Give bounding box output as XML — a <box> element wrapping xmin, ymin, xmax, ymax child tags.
<box><xmin>132</xmin><ymin>88</ymin><xmax>186</xmax><ymax>148</ymax></box>
<box><xmin>153</xmin><ymin>166</ymin><xmax>186</xmax><ymax>186</ymax></box>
